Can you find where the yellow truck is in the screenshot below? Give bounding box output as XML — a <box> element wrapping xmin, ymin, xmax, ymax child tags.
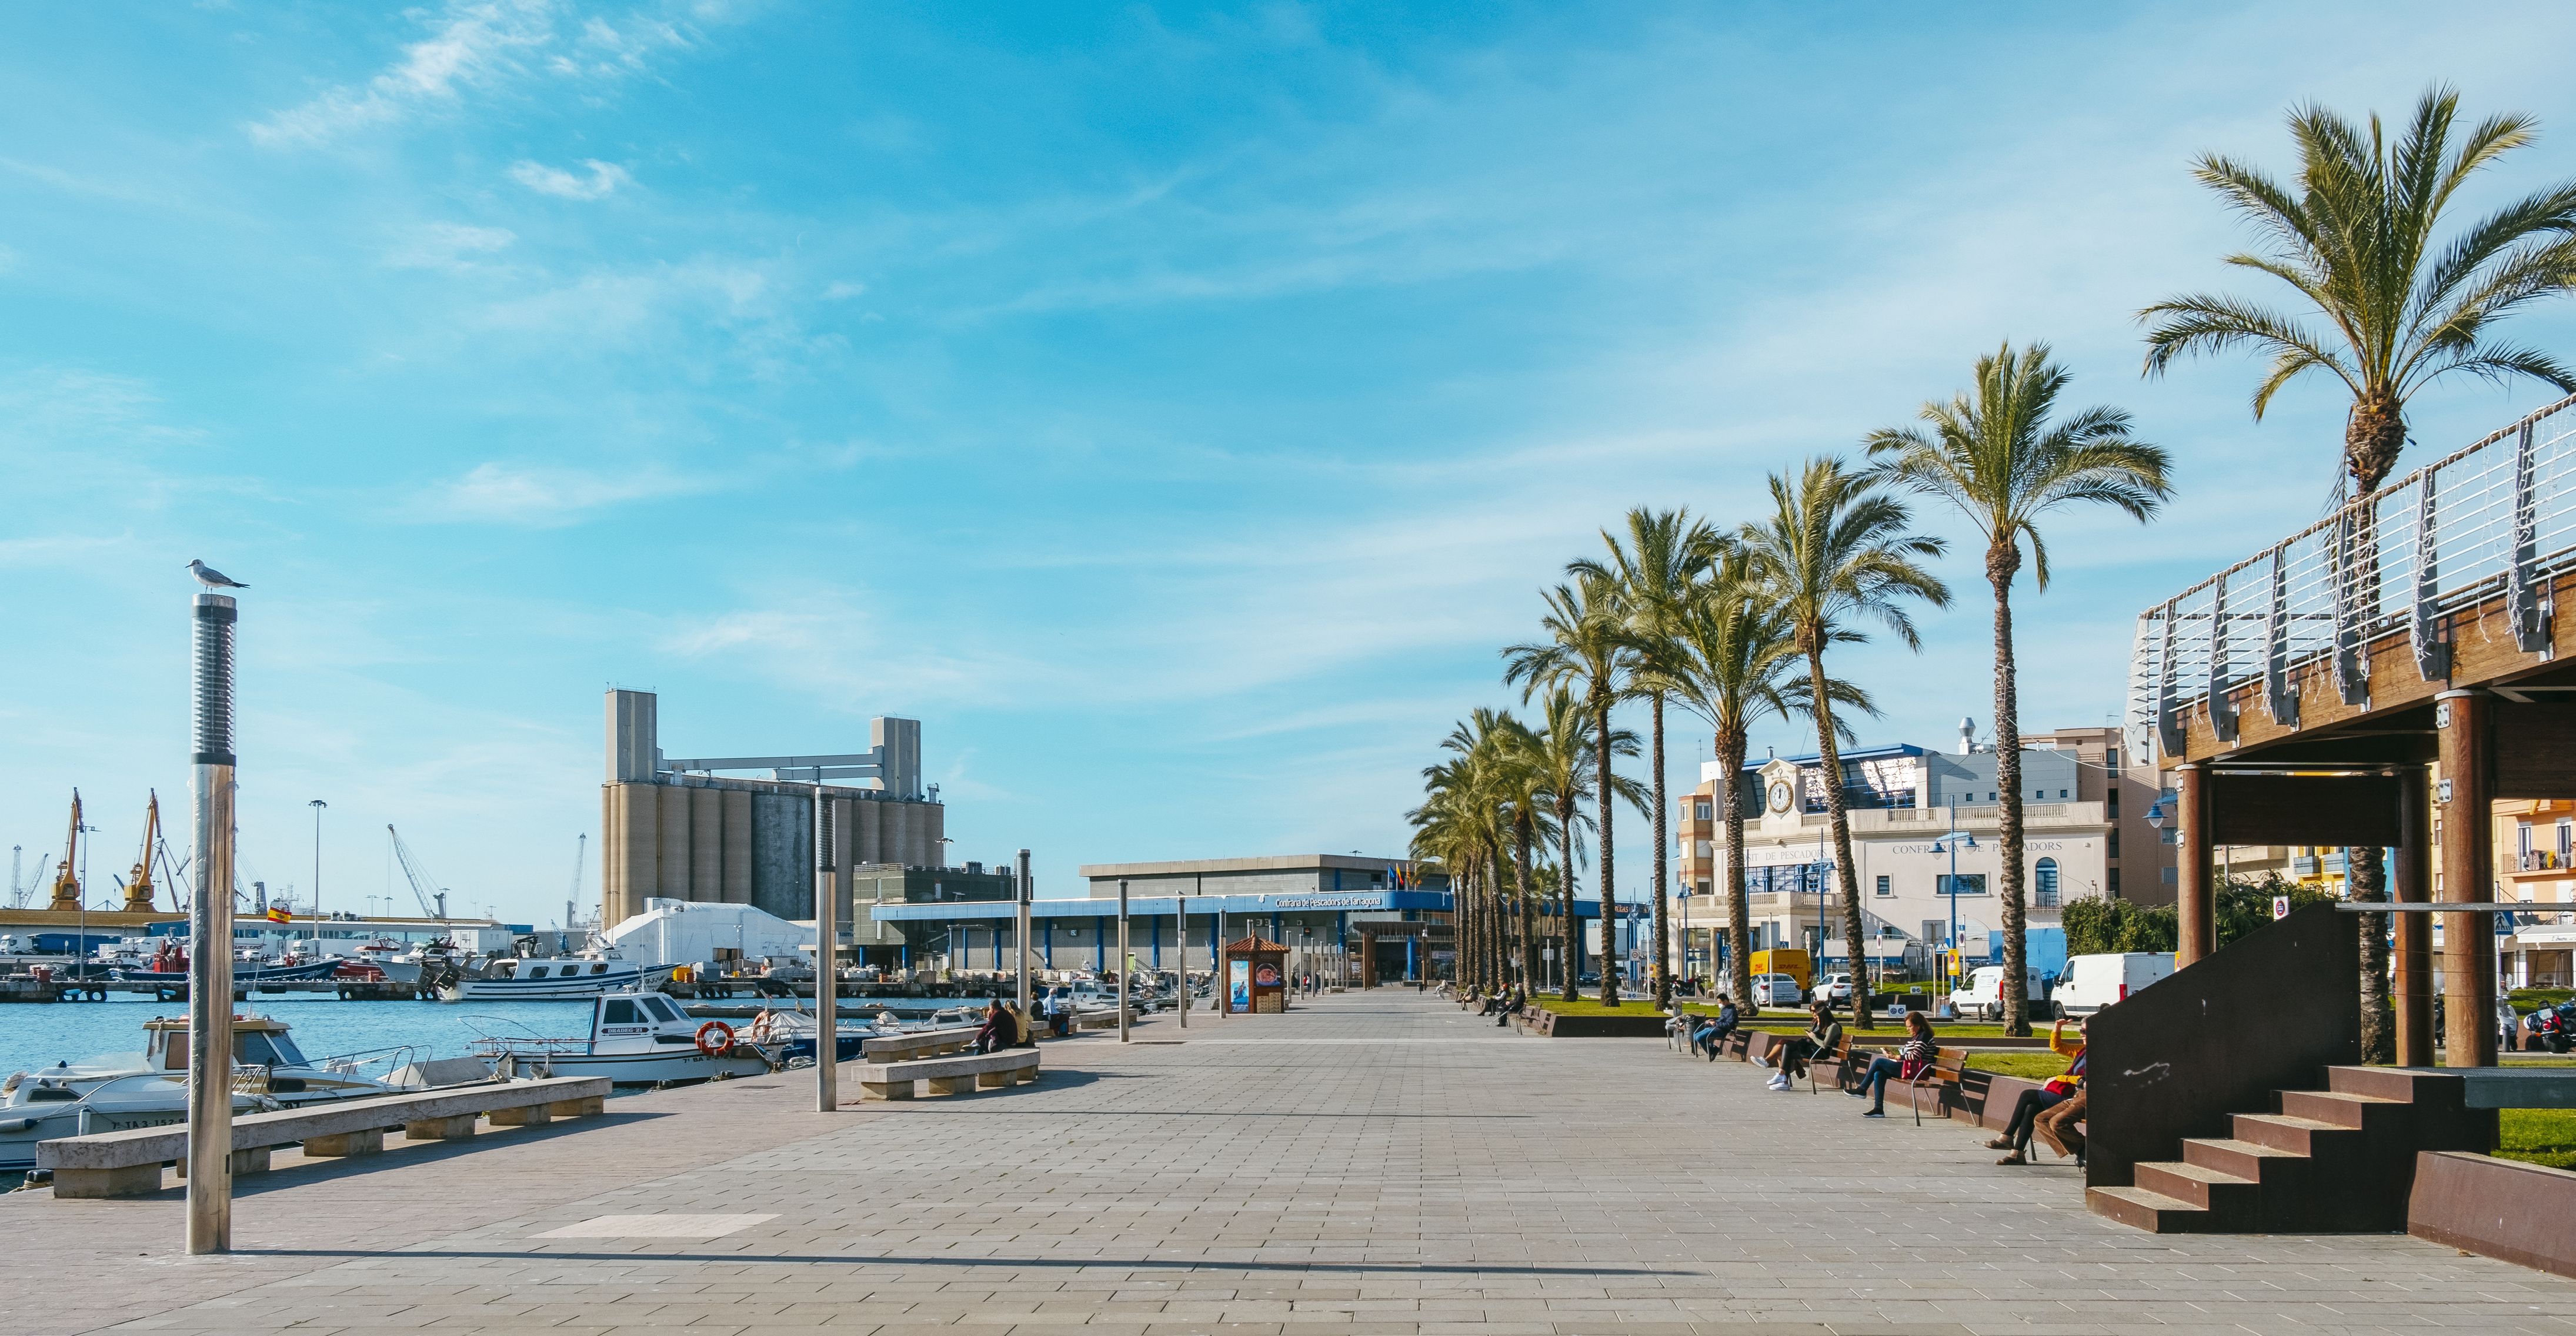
<box><xmin>1747</xmin><ymin>948</ymin><xmax>1811</xmax><ymax>992</ymax></box>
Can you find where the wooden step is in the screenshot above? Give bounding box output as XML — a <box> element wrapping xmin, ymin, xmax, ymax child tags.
<box><xmin>2278</xmin><ymin>1088</ymin><xmax>2401</xmax><ymax>1129</ymax></box>
<box><xmin>2134</xmin><ymin>1160</ymin><xmax>2261</xmax><ymax>1221</ymax></box>
<box><xmin>2086</xmin><ymin>1184</ymin><xmax>2213</xmax><ymax>1233</ymax></box>
<box><xmin>2230</xmin><ymin>1111</ymin><xmax>2358</xmax><ymax>1155</ymax></box>
<box><xmin>2181</xmin><ymin>1136</ymin><xmax>2304</xmax><ymax>1183</ymax></box>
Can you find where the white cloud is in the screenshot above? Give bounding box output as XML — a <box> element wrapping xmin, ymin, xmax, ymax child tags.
<box><xmin>249</xmin><ymin>0</ymin><xmax>749</xmax><ymax>147</ymax></box>
<box><xmin>665</xmin><ymin>593</ymin><xmax>1048</xmax><ymax>712</ymax></box>
<box><xmin>820</xmin><ymin>280</ymin><xmax>867</xmax><ymax>300</ymax></box>
<box><xmin>509</xmin><ymin>159</ymin><xmax>632</xmax><ymax>199</ymax></box>
<box><xmin>421</xmin><ymin>460</ymin><xmax>713</xmax><ymax>525</ymax></box>
<box><xmin>386</xmin><ymin>221</ymin><xmax>518</xmax><ymax>270</ymax></box>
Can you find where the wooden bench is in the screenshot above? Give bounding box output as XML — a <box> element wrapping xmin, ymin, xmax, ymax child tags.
<box><xmin>1908</xmin><ymin>1046</ymin><xmax>1969</xmax><ymax>1124</ymax></box>
<box><xmin>1808</xmin><ymin>1033</ymin><xmax>1855</xmax><ymax>1094</ymax></box>
<box><xmin>857</xmin><ymin>1027</ymin><xmax>982</xmax><ymax>1062</ymax></box>
<box><xmin>35</xmin><ymin>1076</ymin><xmax>610</xmax><ymax>1199</ymax></box>
<box><xmin>847</xmin><ymin>1048</ymin><xmax>1040</xmax><ymax>1101</ymax></box>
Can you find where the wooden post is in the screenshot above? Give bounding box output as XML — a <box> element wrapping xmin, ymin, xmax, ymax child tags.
<box><xmin>2394</xmin><ymin>764</ymin><xmax>2436</xmax><ymax>1067</ymax></box>
<box><xmin>2435</xmin><ymin>690</ymin><xmax>2498</xmax><ymax>1067</ymax></box>
<box><xmin>2174</xmin><ymin>763</ymin><xmax>2215</xmax><ymax>967</ymax></box>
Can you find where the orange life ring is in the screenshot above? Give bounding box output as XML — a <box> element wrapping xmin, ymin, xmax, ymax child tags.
<box><xmin>694</xmin><ymin>1020</ymin><xmax>735</xmax><ymax>1056</ymax></box>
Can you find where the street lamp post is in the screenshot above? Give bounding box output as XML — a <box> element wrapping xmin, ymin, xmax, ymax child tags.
<box><xmin>1928</xmin><ymin>805</ymin><xmax>1978</xmax><ymax>1000</ymax></box>
<box><xmin>308</xmin><ymin>800</ymin><xmax>326</xmax><ymax>923</ymax></box>
<box><xmin>1116</xmin><ymin>879</ymin><xmax>1130</xmax><ymax>1043</ymax></box>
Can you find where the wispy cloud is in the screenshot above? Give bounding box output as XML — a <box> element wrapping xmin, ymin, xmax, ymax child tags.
<box><xmin>509</xmin><ymin>158</ymin><xmax>632</xmax><ymax>199</ymax></box>
<box><xmin>248</xmin><ymin>0</ymin><xmax>748</xmax><ymax>147</ymax></box>
<box><xmin>419</xmin><ymin>460</ymin><xmax>715</xmax><ymax>525</ymax></box>
<box><xmin>385</xmin><ymin>221</ymin><xmax>517</xmax><ymax>270</ymax></box>
<box><xmin>664</xmin><ymin>590</ymin><xmax>1049</xmax><ymax>712</ymax></box>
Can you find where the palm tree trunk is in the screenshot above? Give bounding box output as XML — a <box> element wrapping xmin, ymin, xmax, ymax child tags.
<box><xmin>1559</xmin><ymin>800</ymin><xmax>1579</xmax><ymax>1001</ymax></box>
<box><xmin>1650</xmin><ymin>694</ymin><xmax>1671</xmax><ymax>1010</ymax></box>
<box><xmin>1991</xmin><ymin>554</ymin><xmax>2031</xmax><ymax>1038</ymax></box>
<box><xmin>1486</xmin><ymin>859</ymin><xmax>1504</xmax><ymax>991</ymax></box>
<box><xmin>1594</xmin><ymin>692</ymin><xmax>1619</xmax><ymax>1007</ymax></box>
<box><xmin>2345</xmin><ymin>396</ymin><xmax>2403</xmax><ymax>1063</ymax></box>
<box><xmin>1808</xmin><ymin>644</ymin><xmax>1874</xmax><ymax>1030</ymax></box>
<box><xmin>1720</xmin><ymin>730</ymin><xmax>1754</xmax><ymax>1008</ymax></box>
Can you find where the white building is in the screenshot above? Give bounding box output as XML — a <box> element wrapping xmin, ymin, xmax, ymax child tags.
<box><xmin>1672</xmin><ymin>730</ymin><xmax>2122</xmax><ymax>985</ymax></box>
<box><xmin>602</xmin><ymin>898</ymin><xmax>813</xmax><ymax>970</ymax></box>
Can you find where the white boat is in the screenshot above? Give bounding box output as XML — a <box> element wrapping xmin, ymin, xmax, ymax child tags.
<box><xmin>441</xmin><ymin>952</ymin><xmax>652</xmax><ymax>1001</ymax></box>
<box><xmin>472</xmin><ymin>992</ymin><xmax>773</xmax><ymax>1084</ymax></box>
<box><xmin>0</xmin><ymin>1014</ymin><xmax>427</xmax><ymax>1175</ymax></box>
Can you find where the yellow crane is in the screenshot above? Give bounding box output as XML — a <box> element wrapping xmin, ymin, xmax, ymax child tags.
<box><xmin>46</xmin><ymin>790</ymin><xmax>82</xmax><ymax>912</ymax></box>
<box><xmin>122</xmin><ymin>791</ymin><xmax>160</xmax><ymax>913</ymax></box>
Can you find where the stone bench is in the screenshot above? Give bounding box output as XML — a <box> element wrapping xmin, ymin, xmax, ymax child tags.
<box><xmin>35</xmin><ymin>1076</ymin><xmax>610</xmax><ymax>1198</ymax></box>
<box><xmin>857</xmin><ymin>1026</ymin><xmax>982</xmax><ymax>1062</ymax></box>
<box><xmin>848</xmin><ymin>1048</ymin><xmax>1040</xmax><ymax>1101</ymax></box>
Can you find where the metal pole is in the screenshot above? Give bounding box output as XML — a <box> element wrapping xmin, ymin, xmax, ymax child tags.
<box><xmin>813</xmin><ymin>786</ymin><xmax>837</xmax><ymax>1112</ymax></box>
<box><xmin>1176</xmin><ymin>892</ymin><xmax>1188</xmax><ymax>1028</ymax></box>
<box><xmin>1015</xmin><ymin>848</ymin><xmax>1032</xmax><ymax>1020</ymax></box>
<box><xmin>186</xmin><ymin>592</ymin><xmax>238</xmax><ymax>1255</ymax></box>
<box><xmin>1215</xmin><ymin>901</ymin><xmax>1226</xmax><ymax>1020</ymax></box>
<box><xmin>1117</xmin><ymin>879</ymin><xmax>1130</xmax><ymax>1043</ymax></box>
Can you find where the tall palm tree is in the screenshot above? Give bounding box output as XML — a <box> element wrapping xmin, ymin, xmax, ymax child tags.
<box><xmin>1506</xmin><ymin>575</ymin><xmax>1644</xmax><ymax>1006</ymax></box>
<box><xmin>1668</xmin><ymin>558</ymin><xmax>1868</xmax><ymax>1009</ymax></box>
<box><xmin>1867</xmin><ymin>343</ymin><xmax>2173</xmax><ymax>1036</ymax></box>
<box><xmin>1573</xmin><ymin>507</ymin><xmax>1727</xmax><ymax>1010</ymax></box>
<box><xmin>1739</xmin><ymin>459</ymin><xmax>1948</xmax><ymax>1028</ymax></box>
<box><xmin>1490</xmin><ymin>714</ymin><xmax>1555</xmax><ymax>991</ymax></box>
<box><xmin>2140</xmin><ymin>86</ymin><xmax>2576</xmax><ymax>1061</ymax></box>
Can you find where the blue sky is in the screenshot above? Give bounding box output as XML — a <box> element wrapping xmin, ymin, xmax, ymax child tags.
<box><xmin>8</xmin><ymin>2</ymin><xmax>2576</xmax><ymax>926</ymax></box>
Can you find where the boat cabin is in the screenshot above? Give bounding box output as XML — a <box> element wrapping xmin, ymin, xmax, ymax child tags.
<box><xmin>141</xmin><ymin>1015</ymin><xmax>309</xmax><ymax>1071</ymax></box>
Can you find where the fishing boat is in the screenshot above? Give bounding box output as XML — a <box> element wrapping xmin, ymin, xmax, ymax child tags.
<box><xmin>0</xmin><ymin>1014</ymin><xmax>429</xmax><ymax>1175</ymax></box>
<box><xmin>471</xmin><ymin>991</ymin><xmax>773</xmax><ymax>1084</ymax></box>
<box><xmin>108</xmin><ymin>940</ymin><xmax>340</xmax><ymax>983</ymax></box>
<box><xmin>439</xmin><ymin>951</ymin><xmax>653</xmax><ymax>1001</ymax></box>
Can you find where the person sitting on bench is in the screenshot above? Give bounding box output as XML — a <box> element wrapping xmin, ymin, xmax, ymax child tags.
<box><xmin>1850</xmin><ymin>1010</ymin><xmax>1936</xmax><ymax>1117</ymax></box>
<box><xmin>1988</xmin><ymin>1016</ymin><xmax>2085</xmax><ymax>1164</ymax></box>
<box><xmin>1692</xmin><ymin>996</ymin><xmax>1739</xmax><ymax>1059</ymax></box>
<box><xmin>1494</xmin><ymin>985</ymin><xmax>1526</xmax><ymax>1027</ymax></box>
<box><xmin>1763</xmin><ymin>999</ymin><xmax>1841</xmax><ymax>1091</ymax></box>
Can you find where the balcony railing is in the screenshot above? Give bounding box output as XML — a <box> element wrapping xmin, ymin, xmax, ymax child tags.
<box><xmin>2126</xmin><ymin>395</ymin><xmax>2576</xmax><ymax>765</ymax></box>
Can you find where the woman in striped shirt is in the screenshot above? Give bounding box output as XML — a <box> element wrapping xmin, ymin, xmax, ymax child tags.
<box><xmin>1850</xmin><ymin>1010</ymin><xmax>1937</xmax><ymax>1117</ymax></box>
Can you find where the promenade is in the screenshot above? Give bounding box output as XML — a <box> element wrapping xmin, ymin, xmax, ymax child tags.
<box><xmin>6</xmin><ymin>990</ymin><xmax>2574</xmax><ymax>1336</ymax></box>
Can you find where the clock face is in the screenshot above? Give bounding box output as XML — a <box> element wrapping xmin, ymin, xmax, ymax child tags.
<box><xmin>1767</xmin><ymin>781</ymin><xmax>1793</xmax><ymax>814</ymax></box>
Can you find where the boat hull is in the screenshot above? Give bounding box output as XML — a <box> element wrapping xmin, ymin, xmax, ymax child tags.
<box><xmin>488</xmin><ymin>1047</ymin><xmax>768</xmax><ymax>1084</ymax></box>
<box><xmin>443</xmin><ymin>966</ymin><xmax>649</xmax><ymax>1002</ymax></box>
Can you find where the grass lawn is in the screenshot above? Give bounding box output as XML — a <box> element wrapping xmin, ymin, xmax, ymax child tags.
<box><xmin>2498</xmin><ymin>1108</ymin><xmax>2576</xmax><ymax>1171</ymax></box>
<box><xmin>1965</xmin><ymin>1051</ymin><xmax>2076</xmax><ymax>1080</ymax></box>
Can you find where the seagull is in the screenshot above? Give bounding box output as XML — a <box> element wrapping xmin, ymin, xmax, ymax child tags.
<box><xmin>186</xmin><ymin>559</ymin><xmax>249</xmax><ymax>590</ymax></box>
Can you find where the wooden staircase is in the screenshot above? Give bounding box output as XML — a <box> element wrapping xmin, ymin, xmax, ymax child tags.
<box><xmin>2088</xmin><ymin>1066</ymin><xmax>2495</xmax><ymax>1234</ymax></box>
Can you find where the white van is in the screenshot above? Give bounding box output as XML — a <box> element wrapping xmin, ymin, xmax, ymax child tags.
<box><xmin>2054</xmin><ymin>952</ymin><xmax>2175</xmax><ymax>1015</ymax></box>
<box><xmin>1946</xmin><ymin>966</ymin><xmax>2051</xmax><ymax>1021</ymax></box>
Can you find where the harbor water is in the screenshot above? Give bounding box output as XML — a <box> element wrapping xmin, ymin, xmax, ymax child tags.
<box><xmin>0</xmin><ymin>996</ymin><xmax>598</xmax><ymax>1079</ymax></box>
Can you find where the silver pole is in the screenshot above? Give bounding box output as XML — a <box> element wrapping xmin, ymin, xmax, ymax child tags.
<box><xmin>1117</xmin><ymin>879</ymin><xmax>1130</xmax><ymax>1043</ymax></box>
<box><xmin>813</xmin><ymin>786</ymin><xmax>836</xmax><ymax>1113</ymax></box>
<box><xmin>1176</xmin><ymin>893</ymin><xmax>1187</xmax><ymax>1028</ymax></box>
<box><xmin>1216</xmin><ymin>904</ymin><xmax>1226</xmax><ymax>1020</ymax></box>
<box><xmin>1015</xmin><ymin>849</ymin><xmax>1032</xmax><ymax>1020</ymax></box>
<box><xmin>186</xmin><ymin>592</ymin><xmax>238</xmax><ymax>1255</ymax></box>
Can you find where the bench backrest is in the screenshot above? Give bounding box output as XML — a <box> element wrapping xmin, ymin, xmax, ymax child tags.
<box><xmin>36</xmin><ymin>1076</ymin><xmax>612</xmax><ymax>1170</ymax></box>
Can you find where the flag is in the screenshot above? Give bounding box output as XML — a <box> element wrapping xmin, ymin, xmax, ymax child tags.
<box><xmin>266</xmin><ymin>907</ymin><xmax>291</xmax><ymax>923</ymax></box>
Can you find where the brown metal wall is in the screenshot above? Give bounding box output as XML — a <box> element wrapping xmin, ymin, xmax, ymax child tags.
<box><xmin>656</xmin><ymin>785</ymin><xmax>690</xmax><ymax>899</ymax></box>
<box><xmin>719</xmin><ymin>789</ymin><xmax>752</xmax><ymax>904</ymax></box>
<box><xmin>689</xmin><ymin>787</ymin><xmax>722</xmax><ymax>900</ymax></box>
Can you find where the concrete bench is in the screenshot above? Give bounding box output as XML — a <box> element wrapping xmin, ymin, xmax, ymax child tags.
<box><xmin>847</xmin><ymin>1049</ymin><xmax>1040</xmax><ymax>1101</ymax></box>
<box><xmin>857</xmin><ymin>1026</ymin><xmax>982</xmax><ymax>1062</ymax></box>
<box><xmin>35</xmin><ymin>1076</ymin><xmax>610</xmax><ymax>1199</ymax></box>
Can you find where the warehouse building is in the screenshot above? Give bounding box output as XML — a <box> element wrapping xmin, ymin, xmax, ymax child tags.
<box><xmin>598</xmin><ymin>689</ymin><xmax>946</xmax><ymax>927</ymax></box>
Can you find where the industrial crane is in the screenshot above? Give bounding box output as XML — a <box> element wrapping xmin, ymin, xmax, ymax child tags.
<box><xmin>119</xmin><ymin>792</ymin><xmax>160</xmax><ymax>913</ymax></box>
<box><xmin>386</xmin><ymin>825</ymin><xmax>448</xmax><ymax>920</ymax></box>
<box><xmin>47</xmin><ymin>790</ymin><xmax>82</xmax><ymax>911</ymax></box>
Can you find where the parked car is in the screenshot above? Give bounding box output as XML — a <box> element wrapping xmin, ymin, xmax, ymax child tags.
<box><xmin>1750</xmin><ymin>973</ymin><xmax>1804</xmax><ymax>1008</ymax></box>
<box><xmin>2054</xmin><ymin>952</ymin><xmax>2174</xmax><ymax>1016</ymax></box>
<box><xmin>1946</xmin><ymin>965</ymin><xmax>2053</xmax><ymax>1021</ymax></box>
<box><xmin>1821</xmin><ymin>973</ymin><xmax>1854</xmax><ymax>1004</ymax></box>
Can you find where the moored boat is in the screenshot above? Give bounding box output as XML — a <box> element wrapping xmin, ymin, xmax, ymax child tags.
<box><xmin>472</xmin><ymin>991</ymin><xmax>773</xmax><ymax>1084</ymax></box>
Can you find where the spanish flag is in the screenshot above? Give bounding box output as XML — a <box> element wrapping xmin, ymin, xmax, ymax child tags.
<box><xmin>266</xmin><ymin>907</ymin><xmax>291</xmax><ymax>923</ymax></box>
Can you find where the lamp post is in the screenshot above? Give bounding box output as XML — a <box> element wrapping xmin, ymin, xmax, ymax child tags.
<box><xmin>1176</xmin><ymin>890</ymin><xmax>1188</xmax><ymax>1028</ymax></box>
<box><xmin>1928</xmin><ymin>806</ymin><xmax>1978</xmax><ymax>997</ymax></box>
<box><xmin>308</xmin><ymin>800</ymin><xmax>326</xmax><ymax>921</ymax></box>
<box><xmin>812</xmin><ymin>786</ymin><xmax>836</xmax><ymax>1114</ymax></box>
<box><xmin>187</xmin><ymin>588</ymin><xmax>240</xmax><ymax>1254</ymax></box>
<box><xmin>1015</xmin><ymin>849</ymin><xmax>1032</xmax><ymax>1023</ymax></box>
<box><xmin>1116</xmin><ymin>879</ymin><xmax>1130</xmax><ymax>1043</ymax></box>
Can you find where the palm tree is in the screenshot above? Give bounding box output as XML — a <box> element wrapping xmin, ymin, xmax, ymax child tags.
<box><xmin>1738</xmin><ymin>459</ymin><xmax>1948</xmax><ymax>1028</ymax></box>
<box><xmin>2140</xmin><ymin>86</ymin><xmax>2576</xmax><ymax>1061</ymax></box>
<box><xmin>1524</xmin><ymin>687</ymin><xmax>1624</xmax><ymax>998</ymax></box>
<box><xmin>1573</xmin><ymin>507</ymin><xmax>1727</xmax><ymax>1010</ymax></box>
<box><xmin>1489</xmin><ymin>714</ymin><xmax>1556</xmax><ymax>991</ymax></box>
<box><xmin>1506</xmin><ymin>575</ymin><xmax>1644</xmax><ymax>1006</ymax></box>
<box><xmin>1667</xmin><ymin>558</ymin><xmax>1869</xmax><ymax>1009</ymax></box>
<box><xmin>1867</xmin><ymin>343</ymin><xmax>2173</xmax><ymax>1036</ymax></box>
<box><xmin>1415</xmin><ymin>712</ymin><xmax>1513</xmax><ymax>992</ymax></box>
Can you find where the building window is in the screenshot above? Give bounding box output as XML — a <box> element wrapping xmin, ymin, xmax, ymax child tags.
<box><xmin>2059</xmin><ymin>789</ymin><xmax>2068</xmax><ymax>799</ymax></box>
<box><xmin>1875</xmin><ymin>875</ymin><xmax>1891</xmax><ymax>897</ymax></box>
<box><xmin>1694</xmin><ymin>800</ymin><xmax>1713</xmax><ymax>821</ymax></box>
<box><xmin>2107</xmin><ymin>789</ymin><xmax>2119</xmax><ymax>816</ymax></box>
<box><xmin>2108</xmin><ymin>829</ymin><xmax>2120</xmax><ymax>856</ymax></box>
<box><xmin>2035</xmin><ymin>858</ymin><xmax>2059</xmax><ymax>909</ymax></box>
<box><xmin>2108</xmin><ymin>867</ymin><xmax>2121</xmax><ymax>896</ymax></box>
<box><xmin>1937</xmin><ymin>873</ymin><xmax>1988</xmax><ymax>896</ymax></box>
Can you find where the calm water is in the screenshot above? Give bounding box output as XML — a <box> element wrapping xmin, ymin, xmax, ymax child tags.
<box><xmin>0</xmin><ymin>995</ymin><xmax>599</xmax><ymax>1077</ymax></box>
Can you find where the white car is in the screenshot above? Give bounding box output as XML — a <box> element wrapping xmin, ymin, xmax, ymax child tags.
<box><xmin>1821</xmin><ymin>973</ymin><xmax>1854</xmax><ymax>1004</ymax></box>
<box><xmin>1750</xmin><ymin>973</ymin><xmax>1804</xmax><ymax>1007</ymax></box>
